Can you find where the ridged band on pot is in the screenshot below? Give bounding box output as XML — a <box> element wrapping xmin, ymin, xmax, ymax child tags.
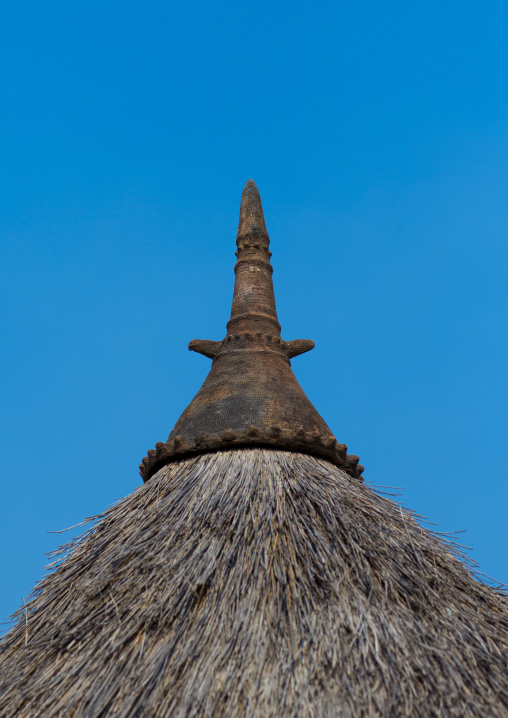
<box><xmin>140</xmin><ymin>180</ymin><xmax>364</xmax><ymax>482</ymax></box>
<box><xmin>141</xmin><ymin>427</ymin><xmax>364</xmax><ymax>482</ymax></box>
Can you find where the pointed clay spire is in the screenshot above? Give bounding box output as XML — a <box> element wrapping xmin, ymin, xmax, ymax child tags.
<box><xmin>140</xmin><ymin>180</ymin><xmax>363</xmax><ymax>482</ymax></box>
<box><xmin>189</xmin><ymin>180</ymin><xmax>314</xmax><ymax>363</ymax></box>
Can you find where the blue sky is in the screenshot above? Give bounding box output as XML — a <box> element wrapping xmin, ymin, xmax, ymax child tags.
<box><xmin>1</xmin><ymin>1</ymin><xmax>507</xmax><ymax>632</ymax></box>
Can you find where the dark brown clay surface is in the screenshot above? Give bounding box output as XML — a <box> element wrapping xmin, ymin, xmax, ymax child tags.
<box><xmin>141</xmin><ymin>180</ymin><xmax>363</xmax><ymax>481</ymax></box>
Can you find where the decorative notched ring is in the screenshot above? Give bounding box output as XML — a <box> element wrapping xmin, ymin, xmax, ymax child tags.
<box><xmin>140</xmin><ymin>427</ymin><xmax>364</xmax><ymax>483</ymax></box>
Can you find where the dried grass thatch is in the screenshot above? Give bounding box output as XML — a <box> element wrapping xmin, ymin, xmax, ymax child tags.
<box><xmin>1</xmin><ymin>449</ymin><xmax>508</xmax><ymax>717</ymax></box>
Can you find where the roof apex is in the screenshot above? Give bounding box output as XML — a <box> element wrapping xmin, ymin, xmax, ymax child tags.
<box><xmin>237</xmin><ymin>179</ymin><xmax>268</xmax><ymax>240</ymax></box>
<box><xmin>140</xmin><ymin>181</ymin><xmax>363</xmax><ymax>481</ymax></box>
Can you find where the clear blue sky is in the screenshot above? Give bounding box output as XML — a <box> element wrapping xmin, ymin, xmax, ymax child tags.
<box><xmin>1</xmin><ymin>1</ymin><xmax>507</xmax><ymax>632</ymax></box>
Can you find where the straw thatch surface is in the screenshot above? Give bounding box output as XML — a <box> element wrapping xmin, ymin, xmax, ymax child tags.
<box><xmin>1</xmin><ymin>449</ymin><xmax>507</xmax><ymax>717</ymax></box>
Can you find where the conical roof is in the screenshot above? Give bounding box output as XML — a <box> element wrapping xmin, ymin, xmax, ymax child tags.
<box><xmin>1</xmin><ymin>450</ymin><xmax>507</xmax><ymax>717</ymax></box>
<box><xmin>140</xmin><ymin>180</ymin><xmax>363</xmax><ymax>482</ymax></box>
<box><xmin>1</xmin><ymin>183</ymin><xmax>508</xmax><ymax>718</ymax></box>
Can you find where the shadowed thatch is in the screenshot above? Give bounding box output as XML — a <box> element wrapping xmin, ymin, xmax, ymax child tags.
<box><xmin>1</xmin><ymin>449</ymin><xmax>507</xmax><ymax>717</ymax></box>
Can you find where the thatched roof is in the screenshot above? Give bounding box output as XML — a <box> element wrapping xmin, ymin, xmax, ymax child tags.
<box><xmin>2</xmin><ymin>181</ymin><xmax>507</xmax><ymax>716</ymax></box>
<box><xmin>1</xmin><ymin>450</ymin><xmax>507</xmax><ymax>716</ymax></box>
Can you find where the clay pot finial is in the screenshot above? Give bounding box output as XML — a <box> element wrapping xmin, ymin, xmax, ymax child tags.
<box><xmin>141</xmin><ymin>181</ymin><xmax>363</xmax><ymax>482</ymax></box>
